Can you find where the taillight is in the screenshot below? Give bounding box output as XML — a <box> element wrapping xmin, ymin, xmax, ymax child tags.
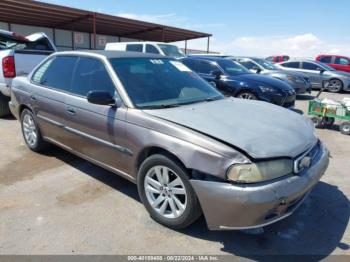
<box><xmin>2</xmin><ymin>56</ymin><xmax>16</xmax><ymax>78</ymax></box>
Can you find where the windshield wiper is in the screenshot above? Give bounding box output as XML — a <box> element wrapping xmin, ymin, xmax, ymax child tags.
<box><xmin>140</xmin><ymin>104</ymin><xmax>181</xmax><ymax>109</ymax></box>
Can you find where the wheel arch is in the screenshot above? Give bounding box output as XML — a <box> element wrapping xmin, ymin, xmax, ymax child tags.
<box><xmin>136</xmin><ymin>146</ymin><xmax>190</xmax><ymax>179</ymax></box>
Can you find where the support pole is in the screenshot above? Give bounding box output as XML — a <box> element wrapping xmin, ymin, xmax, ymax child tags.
<box><xmin>162</xmin><ymin>27</ymin><xmax>165</xmax><ymax>42</ymax></box>
<box><xmin>92</xmin><ymin>12</ymin><xmax>97</xmax><ymax>49</ymax></box>
<box><xmin>185</xmin><ymin>40</ymin><xmax>187</xmax><ymax>54</ymax></box>
<box><xmin>207</xmin><ymin>36</ymin><xmax>210</xmax><ymax>53</ymax></box>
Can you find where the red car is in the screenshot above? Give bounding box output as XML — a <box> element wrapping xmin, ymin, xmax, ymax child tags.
<box><xmin>266</xmin><ymin>55</ymin><xmax>290</xmax><ymax>63</ymax></box>
<box><xmin>316</xmin><ymin>55</ymin><xmax>350</xmax><ymax>73</ymax></box>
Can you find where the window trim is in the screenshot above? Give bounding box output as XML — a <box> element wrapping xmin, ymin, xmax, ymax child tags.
<box><xmin>30</xmin><ymin>54</ymin><xmax>121</xmax><ymax>100</ymax></box>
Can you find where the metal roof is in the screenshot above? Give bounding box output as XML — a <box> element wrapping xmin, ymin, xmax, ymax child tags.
<box><xmin>0</xmin><ymin>0</ymin><xmax>212</xmax><ymax>43</ymax></box>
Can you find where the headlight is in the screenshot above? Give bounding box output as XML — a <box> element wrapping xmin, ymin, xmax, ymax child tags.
<box><xmin>227</xmin><ymin>159</ymin><xmax>293</xmax><ymax>183</ymax></box>
<box><xmin>259</xmin><ymin>85</ymin><xmax>276</xmax><ymax>92</ymax></box>
<box><xmin>287</xmin><ymin>76</ymin><xmax>296</xmax><ymax>82</ymax></box>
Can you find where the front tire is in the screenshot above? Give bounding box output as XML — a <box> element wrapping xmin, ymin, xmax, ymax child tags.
<box><xmin>328</xmin><ymin>79</ymin><xmax>343</xmax><ymax>93</ymax></box>
<box><xmin>137</xmin><ymin>154</ymin><xmax>202</xmax><ymax>229</ymax></box>
<box><xmin>236</xmin><ymin>91</ymin><xmax>258</xmax><ymax>100</ymax></box>
<box><xmin>21</xmin><ymin>109</ymin><xmax>48</xmax><ymax>152</ymax></box>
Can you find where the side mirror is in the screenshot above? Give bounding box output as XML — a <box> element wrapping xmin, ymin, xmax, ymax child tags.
<box><xmin>211</xmin><ymin>70</ymin><xmax>222</xmax><ymax>79</ymax></box>
<box><xmin>317</xmin><ymin>67</ymin><xmax>325</xmax><ymax>73</ymax></box>
<box><xmin>87</xmin><ymin>90</ymin><xmax>115</xmax><ymax>106</ymax></box>
<box><xmin>252</xmin><ymin>66</ymin><xmax>261</xmax><ymax>74</ymax></box>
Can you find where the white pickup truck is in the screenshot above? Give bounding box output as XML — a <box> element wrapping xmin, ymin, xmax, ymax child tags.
<box><xmin>0</xmin><ymin>29</ymin><xmax>57</xmax><ymax>117</ymax></box>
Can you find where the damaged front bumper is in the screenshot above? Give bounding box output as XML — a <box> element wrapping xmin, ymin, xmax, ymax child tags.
<box><xmin>190</xmin><ymin>142</ymin><xmax>329</xmax><ymax>230</ymax></box>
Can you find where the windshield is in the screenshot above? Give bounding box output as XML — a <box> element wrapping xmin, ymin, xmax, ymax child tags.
<box><xmin>158</xmin><ymin>44</ymin><xmax>185</xmax><ymax>58</ymax></box>
<box><xmin>109</xmin><ymin>58</ymin><xmax>223</xmax><ymax>109</ymax></box>
<box><xmin>217</xmin><ymin>59</ymin><xmax>250</xmax><ymax>76</ymax></box>
<box><xmin>316</xmin><ymin>61</ymin><xmax>335</xmax><ymax>71</ymax></box>
<box><xmin>252</xmin><ymin>58</ymin><xmax>278</xmax><ymax>70</ymax></box>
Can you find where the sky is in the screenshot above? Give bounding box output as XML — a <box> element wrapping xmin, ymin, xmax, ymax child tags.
<box><xmin>40</xmin><ymin>0</ymin><xmax>350</xmax><ymax>57</ymax></box>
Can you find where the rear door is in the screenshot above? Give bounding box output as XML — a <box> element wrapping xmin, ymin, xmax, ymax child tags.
<box><xmin>30</xmin><ymin>55</ymin><xmax>77</xmax><ymax>146</ymax></box>
<box><xmin>64</xmin><ymin>56</ymin><xmax>129</xmax><ymax>174</ymax></box>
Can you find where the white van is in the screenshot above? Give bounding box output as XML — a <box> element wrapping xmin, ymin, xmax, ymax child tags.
<box><xmin>105</xmin><ymin>41</ymin><xmax>186</xmax><ymax>58</ymax></box>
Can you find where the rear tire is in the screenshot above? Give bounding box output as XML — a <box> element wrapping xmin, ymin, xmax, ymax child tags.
<box><xmin>340</xmin><ymin>122</ymin><xmax>350</xmax><ymax>135</ymax></box>
<box><xmin>20</xmin><ymin>109</ymin><xmax>48</xmax><ymax>152</ymax></box>
<box><xmin>0</xmin><ymin>93</ymin><xmax>10</xmax><ymax>117</ymax></box>
<box><xmin>137</xmin><ymin>154</ymin><xmax>202</xmax><ymax>230</ymax></box>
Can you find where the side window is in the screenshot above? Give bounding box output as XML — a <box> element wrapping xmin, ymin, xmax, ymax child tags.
<box><xmin>145</xmin><ymin>44</ymin><xmax>160</xmax><ymax>54</ymax></box>
<box><xmin>319</xmin><ymin>56</ymin><xmax>332</xmax><ymax>63</ymax></box>
<box><xmin>126</xmin><ymin>44</ymin><xmax>143</xmax><ymax>52</ymax></box>
<box><xmin>302</xmin><ymin>62</ymin><xmax>319</xmax><ymax>70</ymax></box>
<box><xmin>282</xmin><ymin>61</ymin><xmax>300</xmax><ymax>69</ymax></box>
<box><xmin>33</xmin><ymin>56</ymin><xmax>77</xmax><ymax>92</ymax></box>
<box><xmin>335</xmin><ymin>57</ymin><xmax>350</xmax><ymax>65</ymax></box>
<box><xmin>239</xmin><ymin>61</ymin><xmax>256</xmax><ymax>70</ymax></box>
<box><xmin>71</xmin><ymin>57</ymin><xmax>116</xmax><ymax>97</ymax></box>
<box><xmin>275</xmin><ymin>57</ymin><xmax>281</xmax><ymax>63</ymax></box>
<box><xmin>283</xmin><ymin>56</ymin><xmax>289</xmax><ymax>61</ymax></box>
<box><xmin>181</xmin><ymin>59</ymin><xmax>196</xmax><ymax>71</ymax></box>
<box><xmin>197</xmin><ymin>61</ymin><xmax>218</xmax><ymax>74</ymax></box>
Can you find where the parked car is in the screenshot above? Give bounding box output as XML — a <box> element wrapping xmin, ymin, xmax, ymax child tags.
<box><xmin>10</xmin><ymin>50</ymin><xmax>329</xmax><ymax>230</ymax></box>
<box><xmin>105</xmin><ymin>41</ymin><xmax>185</xmax><ymax>58</ymax></box>
<box><xmin>266</xmin><ymin>55</ymin><xmax>290</xmax><ymax>63</ymax></box>
<box><xmin>231</xmin><ymin>56</ymin><xmax>312</xmax><ymax>94</ymax></box>
<box><xmin>181</xmin><ymin>56</ymin><xmax>296</xmax><ymax>108</ymax></box>
<box><xmin>276</xmin><ymin>60</ymin><xmax>350</xmax><ymax>93</ymax></box>
<box><xmin>316</xmin><ymin>55</ymin><xmax>350</xmax><ymax>73</ymax></box>
<box><xmin>0</xmin><ymin>29</ymin><xmax>56</xmax><ymax>117</ymax></box>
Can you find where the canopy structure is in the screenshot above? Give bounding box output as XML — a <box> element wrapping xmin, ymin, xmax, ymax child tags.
<box><xmin>0</xmin><ymin>0</ymin><xmax>212</xmax><ymax>50</ymax></box>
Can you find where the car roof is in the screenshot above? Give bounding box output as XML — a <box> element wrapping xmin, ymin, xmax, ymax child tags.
<box><xmin>55</xmin><ymin>50</ymin><xmax>167</xmax><ymax>59</ymax></box>
<box><xmin>183</xmin><ymin>56</ymin><xmax>231</xmax><ymax>62</ymax></box>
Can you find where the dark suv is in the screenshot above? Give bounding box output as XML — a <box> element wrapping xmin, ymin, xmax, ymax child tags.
<box><xmin>182</xmin><ymin>57</ymin><xmax>296</xmax><ymax>108</ymax></box>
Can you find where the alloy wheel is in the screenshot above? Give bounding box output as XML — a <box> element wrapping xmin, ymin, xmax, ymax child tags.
<box><xmin>238</xmin><ymin>92</ymin><xmax>256</xmax><ymax>100</ymax></box>
<box><xmin>144</xmin><ymin>165</ymin><xmax>187</xmax><ymax>219</ymax></box>
<box><xmin>22</xmin><ymin>114</ymin><xmax>37</xmax><ymax>147</ymax></box>
<box><xmin>328</xmin><ymin>79</ymin><xmax>342</xmax><ymax>93</ymax></box>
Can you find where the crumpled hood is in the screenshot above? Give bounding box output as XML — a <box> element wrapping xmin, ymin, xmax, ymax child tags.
<box><xmin>144</xmin><ymin>98</ymin><xmax>317</xmax><ymax>159</ymax></box>
<box><xmin>231</xmin><ymin>73</ymin><xmax>292</xmax><ymax>91</ymax></box>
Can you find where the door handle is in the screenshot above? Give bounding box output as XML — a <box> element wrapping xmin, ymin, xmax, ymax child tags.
<box><xmin>30</xmin><ymin>95</ymin><xmax>37</xmax><ymax>101</ymax></box>
<box><xmin>67</xmin><ymin>107</ymin><xmax>76</xmax><ymax>115</ymax></box>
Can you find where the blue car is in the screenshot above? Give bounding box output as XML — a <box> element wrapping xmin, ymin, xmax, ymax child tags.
<box><xmin>181</xmin><ymin>56</ymin><xmax>296</xmax><ymax>108</ymax></box>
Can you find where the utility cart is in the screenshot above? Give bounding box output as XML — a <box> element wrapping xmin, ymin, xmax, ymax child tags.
<box><xmin>308</xmin><ymin>81</ymin><xmax>350</xmax><ymax>135</ymax></box>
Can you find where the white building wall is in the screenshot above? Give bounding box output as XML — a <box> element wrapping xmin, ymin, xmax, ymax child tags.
<box><xmin>0</xmin><ymin>22</ymin><xmax>9</xmax><ymax>30</ymax></box>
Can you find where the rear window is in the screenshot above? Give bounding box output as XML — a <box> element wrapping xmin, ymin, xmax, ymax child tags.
<box><xmin>126</xmin><ymin>44</ymin><xmax>143</xmax><ymax>52</ymax></box>
<box><xmin>281</xmin><ymin>61</ymin><xmax>300</xmax><ymax>68</ymax></box>
<box><xmin>32</xmin><ymin>56</ymin><xmax>77</xmax><ymax>92</ymax></box>
<box><xmin>0</xmin><ymin>35</ymin><xmax>53</xmax><ymax>51</ymax></box>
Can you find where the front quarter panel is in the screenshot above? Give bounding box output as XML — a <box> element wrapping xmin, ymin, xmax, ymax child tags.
<box><xmin>123</xmin><ymin>108</ymin><xmax>249</xmax><ymax>181</ymax></box>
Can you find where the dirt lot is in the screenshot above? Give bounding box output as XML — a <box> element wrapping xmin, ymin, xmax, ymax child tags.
<box><xmin>0</xmin><ymin>91</ymin><xmax>349</xmax><ymax>259</ymax></box>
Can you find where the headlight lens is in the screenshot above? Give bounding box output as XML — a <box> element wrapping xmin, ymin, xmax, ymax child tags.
<box><xmin>227</xmin><ymin>159</ymin><xmax>293</xmax><ymax>183</ymax></box>
<box><xmin>259</xmin><ymin>85</ymin><xmax>276</xmax><ymax>92</ymax></box>
<box><xmin>287</xmin><ymin>76</ymin><xmax>296</xmax><ymax>82</ymax></box>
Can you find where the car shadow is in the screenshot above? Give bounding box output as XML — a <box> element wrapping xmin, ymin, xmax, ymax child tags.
<box><xmin>46</xmin><ymin>147</ymin><xmax>349</xmax><ymax>259</ymax></box>
<box><xmin>1</xmin><ymin>114</ymin><xmax>16</xmax><ymax>120</ymax></box>
<box><xmin>297</xmin><ymin>94</ymin><xmax>315</xmax><ymax>101</ymax></box>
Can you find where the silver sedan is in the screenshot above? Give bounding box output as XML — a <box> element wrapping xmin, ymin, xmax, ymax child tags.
<box><xmin>276</xmin><ymin>60</ymin><xmax>350</xmax><ymax>93</ymax></box>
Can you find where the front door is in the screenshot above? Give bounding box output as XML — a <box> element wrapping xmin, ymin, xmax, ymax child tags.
<box><xmin>64</xmin><ymin>56</ymin><xmax>130</xmax><ymax>176</ymax></box>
